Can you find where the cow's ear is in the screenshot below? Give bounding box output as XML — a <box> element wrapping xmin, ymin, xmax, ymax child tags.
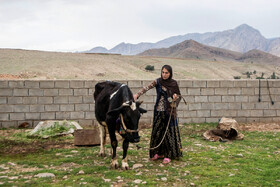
<box><xmin>138</xmin><ymin>107</ymin><xmax>147</xmax><ymax>114</ymax></box>
<box><xmin>136</xmin><ymin>101</ymin><xmax>143</xmax><ymax>108</ymax></box>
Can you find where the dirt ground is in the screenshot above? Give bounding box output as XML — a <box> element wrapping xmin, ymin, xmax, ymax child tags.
<box><xmin>1</xmin><ymin>123</ymin><xmax>279</xmax><ymax>156</ymax></box>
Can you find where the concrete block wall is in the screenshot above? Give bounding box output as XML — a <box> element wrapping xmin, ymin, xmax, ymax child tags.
<box><xmin>0</xmin><ymin>79</ymin><xmax>280</xmax><ymax>128</ymax></box>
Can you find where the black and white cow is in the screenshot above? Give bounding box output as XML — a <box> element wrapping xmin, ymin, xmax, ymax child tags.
<box><xmin>94</xmin><ymin>81</ymin><xmax>147</xmax><ymax>169</ymax></box>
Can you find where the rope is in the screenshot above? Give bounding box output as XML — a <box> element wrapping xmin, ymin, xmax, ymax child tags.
<box><xmin>149</xmin><ymin>103</ymin><xmax>174</xmax><ymax>150</ymax></box>
<box><xmin>120</xmin><ymin>114</ymin><xmax>139</xmax><ymax>133</ymax></box>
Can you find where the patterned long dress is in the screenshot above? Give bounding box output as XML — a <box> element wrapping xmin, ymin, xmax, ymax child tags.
<box><xmin>136</xmin><ymin>79</ymin><xmax>183</xmax><ymax>159</ymax></box>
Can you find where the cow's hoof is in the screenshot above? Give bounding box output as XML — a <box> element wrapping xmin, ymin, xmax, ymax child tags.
<box><xmin>111</xmin><ymin>159</ymin><xmax>119</xmax><ymax>169</ymax></box>
<box><xmin>99</xmin><ymin>152</ymin><xmax>106</xmax><ymax>157</ymax></box>
<box><xmin>121</xmin><ymin>165</ymin><xmax>129</xmax><ymax>170</ymax></box>
<box><xmin>121</xmin><ymin>160</ymin><xmax>129</xmax><ymax>170</ymax></box>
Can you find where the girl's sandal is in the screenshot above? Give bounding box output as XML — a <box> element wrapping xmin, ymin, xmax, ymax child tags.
<box><xmin>162</xmin><ymin>158</ymin><xmax>171</xmax><ymax>164</ymax></box>
<box><xmin>151</xmin><ymin>154</ymin><xmax>164</xmax><ymax>161</ymax></box>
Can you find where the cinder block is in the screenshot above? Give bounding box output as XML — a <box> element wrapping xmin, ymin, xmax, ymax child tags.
<box><xmin>10</xmin><ymin>113</ymin><xmax>25</xmax><ymax>120</ymax></box>
<box><xmin>41</xmin><ymin>112</ymin><xmax>55</xmax><ymax>120</ymax></box>
<box><xmin>13</xmin><ymin>105</ymin><xmax>29</xmax><ymax>112</ymax></box>
<box><xmin>59</xmin><ymin>89</ymin><xmax>73</xmax><ymax>96</ymax></box>
<box><xmin>214</xmin><ymin>103</ymin><xmax>228</xmax><ymax>110</ymax></box>
<box><xmin>197</xmin><ymin>110</ymin><xmax>210</xmax><ymax>117</ymax></box>
<box><xmin>75</xmin><ymin>104</ymin><xmax>90</xmax><ymax>111</ymax></box>
<box><xmin>250</xmin><ymin>110</ymin><xmax>263</xmax><ymax>117</ymax></box>
<box><xmin>188</xmin><ymin>103</ymin><xmax>201</xmax><ymax>110</ymax></box>
<box><xmin>0</xmin><ymin>81</ymin><xmax>8</xmax><ymax>88</ymax></box>
<box><xmin>85</xmin><ymin>112</ymin><xmax>95</xmax><ymax>119</ymax></box>
<box><xmin>237</xmin><ymin>110</ymin><xmax>250</xmax><ymax>117</ymax></box>
<box><xmin>208</xmin><ymin>96</ymin><xmax>222</xmax><ymax>102</ymax></box>
<box><xmin>235</xmin><ymin>96</ymin><xmax>248</xmax><ymax>102</ymax></box>
<box><xmin>2</xmin><ymin>121</ymin><xmax>17</xmax><ymax>128</ymax></box>
<box><xmin>25</xmin><ymin>81</ymin><xmax>39</xmax><ymax>88</ymax></box>
<box><xmin>206</xmin><ymin>118</ymin><xmax>219</xmax><ymax>123</ymax></box>
<box><xmin>201</xmin><ymin>88</ymin><xmax>214</xmax><ymax>95</ymax></box>
<box><xmin>191</xmin><ymin>118</ymin><xmax>206</xmax><ymax>123</ymax></box>
<box><xmin>70</xmin><ymin>81</ymin><xmax>84</xmax><ymax>88</ymax></box>
<box><xmin>74</xmin><ymin>89</ymin><xmax>88</xmax><ymax>96</ymax></box>
<box><xmin>84</xmin><ymin>80</ymin><xmax>97</xmax><ymax>88</ymax></box>
<box><xmin>195</xmin><ymin>96</ymin><xmax>208</xmax><ymax>102</ymax></box>
<box><xmin>44</xmin><ymin>89</ymin><xmax>59</xmax><ymax>96</ymax></box>
<box><xmin>23</xmin><ymin>97</ymin><xmax>37</xmax><ymax>104</ymax></box>
<box><xmin>0</xmin><ymin>89</ymin><xmax>13</xmax><ymax>96</ymax></box>
<box><xmin>0</xmin><ymin>97</ymin><xmax>7</xmax><ymax>104</ymax></box>
<box><xmin>228</xmin><ymin>103</ymin><xmax>241</xmax><ymax>110</ymax></box>
<box><xmin>242</xmin><ymin>88</ymin><xmax>255</xmax><ymax>95</ymax></box>
<box><xmin>69</xmin><ymin>96</ymin><xmax>83</xmax><ymax>103</ymax></box>
<box><xmin>233</xmin><ymin>80</ymin><xmax>247</xmax><ymax>87</ymax></box>
<box><xmin>54</xmin><ymin>96</ymin><xmax>69</xmax><ymax>104</ymax></box>
<box><xmin>263</xmin><ymin>110</ymin><xmax>276</xmax><ymax>116</ymax></box>
<box><xmin>8</xmin><ymin>97</ymin><xmax>23</xmax><ymax>104</ymax></box>
<box><xmin>9</xmin><ymin>81</ymin><xmax>24</xmax><ymax>88</ymax></box>
<box><xmin>0</xmin><ymin>114</ymin><xmax>9</xmax><ymax>120</ymax></box>
<box><xmin>220</xmin><ymin>80</ymin><xmax>234</xmax><ymax>87</ymax></box>
<box><xmin>207</xmin><ymin>80</ymin><xmax>220</xmax><ymax>88</ymax></box>
<box><xmin>55</xmin><ymin>81</ymin><xmax>70</xmax><ymax>88</ymax></box>
<box><xmin>178</xmin><ymin>80</ymin><xmax>193</xmax><ymax>87</ymax></box>
<box><xmin>60</xmin><ymin>104</ymin><xmax>75</xmax><ymax>112</ymax></box>
<box><xmin>184</xmin><ymin>110</ymin><xmax>196</xmax><ymax>117</ymax></box>
<box><xmin>70</xmin><ymin>111</ymin><xmax>85</xmax><ymax>119</ymax></box>
<box><xmin>29</xmin><ymin>89</ymin><xmax>44</xmax><ymax>96</ymax></box>
<box><xmin>193</xmin><ymin>80</ymin><xmax>207</xmax><ymax>88</ymax></box>
<box><xmin>40</xmin><ymin>81</ymin><xmax>55</xmax><ymax>88</ymax></box>
<box><xmin>222</xmin><ymin>96</ymin><xmax>235</xmax><ymax>102</ymax></box>
<box><xmin>38</xmin><ymin>97</ymin><xmax>53</xmax><ymax>104</ymax></box>
<box><xmin>30</xmin><ymin>105</ymin><xmax>45</xmax><ymax>112</ymax></box>
<box><xmin>83</xmin><ymin>96</ymin><xmax>94</xmax><ymax>103</ymax></box>
<box><xmin>242</xmin><ymin>103</ymin><xmax>255</xmax><ymax>109</ymax></box>
<box><xmin>55</xmin><ymin>112</ymin><xmax>70</xmax><ymax>119</ymax></box>
<box><xmin>13</xmin><ymin>89</ymin><xmax>29</xmax><ymax>96</ymax></box>
<box><xmin>255</xmin><ymin>102</ymin><xmax>269</xmax><ymax>109</ymax></box>
<box><xmin>201</xmin><ymin>103</ymin><xmax>215</xmax><ymax>109</ymax></box>
<box><xmin>228</xmin><ymin>88</ymin><xmax>241</xmax><ymax>95</ymax></box>
<box><xmin>26</xmin><ymin>113</ymin><xmax>40</xmax><ymax>120</ymax></box>
<box><xmin>215</xmin><ymin>88</ymin><xmax>227</xmax><ymax>95</ymax></box>
<box><xmin>45</xmin><ymin>104</ymin><xmax>59</xmax><ymax>111</ymax></box>
<box><xmin>0</xmin><ymin>105</ymin><xmax>13</xmax><ymax>113</ymax></box>
<box><xmin>187</xmin><ymin>88</ymin><xmax>200</xmax><ymax>95</ymax></box>
<box><xmin>246</xmin><ymin>80</ymin><xmax>258</xmax><ymax>87</ymax></box>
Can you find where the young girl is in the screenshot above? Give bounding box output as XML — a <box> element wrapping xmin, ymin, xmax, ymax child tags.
<box><xmin>134</xmin><ymin>65</ymin><xmax>183</xmax><ymax>164</ymax></box>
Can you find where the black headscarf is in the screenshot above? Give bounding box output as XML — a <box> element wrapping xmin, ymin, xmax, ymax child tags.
<box><xmin>159</xmin><ymin>65</ymin><xmax>181</xmax><ymax>97</ymax></box>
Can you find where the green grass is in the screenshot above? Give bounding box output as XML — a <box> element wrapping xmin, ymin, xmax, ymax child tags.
<box><xmin>0</xmin><ymin>123</ymin><xmax>279</xmax><ymax>186</ymax></box>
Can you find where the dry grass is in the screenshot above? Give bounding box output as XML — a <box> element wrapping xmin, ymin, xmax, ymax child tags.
<box><xmin>0</xmin><ymin>48</ymin><xmax>279</xmax><ymax>80</ymax></box>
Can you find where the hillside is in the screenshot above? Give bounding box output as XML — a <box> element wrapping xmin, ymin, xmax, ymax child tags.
<box><xmin>139</xmin><ymin>40</ymin><xmax>280</xmax><ymax>65</ymax></box>
<box><xmin>0</xmin><ymin>48</ymin><xmax>280</xmax><ymax>80</ymax></box>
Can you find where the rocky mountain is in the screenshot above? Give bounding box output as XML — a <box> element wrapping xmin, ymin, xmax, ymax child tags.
<box><xmin>84</xmin><ymin>24</ymin><xmax>280</xmax><ymax>56</ymax></box>
<box><xmin>139</xmin><ymin>39</ymin><xmax>280</xmax><ymax>65</ymax></box>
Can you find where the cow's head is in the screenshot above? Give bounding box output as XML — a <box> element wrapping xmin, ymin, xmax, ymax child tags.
<box><xmin>107</xmin><ymin>101</ymin><xmax>147</xmax><ymax>143</ymax></box>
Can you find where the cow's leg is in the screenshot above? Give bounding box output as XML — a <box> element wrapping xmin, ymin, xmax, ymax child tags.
<box><xmin>121</xmin><ymin>139</ymin><xmax>129</xmax><ymax>170</ymax></box>
<box><xmin>107</xmin><ymin>118</ymin><xmax>119</xmax><ymax>169</ymax></box>
<box><xmin>99</xmin><ymin>122</ymin><xmax>107</xmax><ymax>157</ymax></box>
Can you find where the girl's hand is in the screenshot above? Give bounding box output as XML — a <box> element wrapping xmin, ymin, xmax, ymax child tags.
<box><xmin>173</xmin><ymin>93</ymin><xmax>178</xmax><ymax>101</ymax></box>
<box><xmin>133</xmin><ymin>94</ymin><xmax>138</xmax><ymax>101</ymax></box>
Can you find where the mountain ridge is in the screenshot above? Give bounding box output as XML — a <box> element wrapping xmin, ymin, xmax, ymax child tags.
<box><xmin>138</xmin><ymin>39</ymin><xmax>280</xmax><ymax>65</ymax></box>
<box><xmin>83</xmin><ymin>24</ymin><xmax>280</xmax><ymax>57</ymax></box>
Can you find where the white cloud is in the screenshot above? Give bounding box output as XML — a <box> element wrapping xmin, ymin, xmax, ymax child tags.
<box><xmin>0</xmin><ymin>0</ymin><xmax>279</xmax><ymax>51</ymax></box>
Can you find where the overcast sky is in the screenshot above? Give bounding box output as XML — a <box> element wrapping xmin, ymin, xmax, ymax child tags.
<box><xmin>0</xmin><ymin>0</ymin><xmax>279</xmax><ymax>52</ymax></box>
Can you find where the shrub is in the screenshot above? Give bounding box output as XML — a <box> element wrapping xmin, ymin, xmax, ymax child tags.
<box><xmin>233</xmin><ymin>76</ymin><xmax>241</xmax><ymax>79</ymax></box>
<box><xmin>145</xmin><ymin>65</ymin><xmax>154</xmax><ymax>71</ymax></box>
